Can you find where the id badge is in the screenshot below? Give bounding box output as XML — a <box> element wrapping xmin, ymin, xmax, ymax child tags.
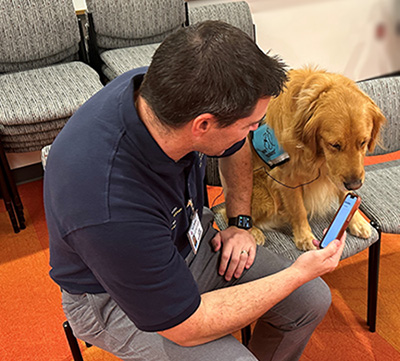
<box><xmin>187</xmin><ymin>211</ymin><xmax>203</xmax><ymax>254</ymax></box>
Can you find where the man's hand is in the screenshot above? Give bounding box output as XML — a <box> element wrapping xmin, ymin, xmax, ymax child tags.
<box><xmin>211</xmin><ymin>227</ymin><xmax>257</xmax><ymax>281</ymax></box>
<box><xmin>292</xmin><ymin>232</ymin><xmax>346</xmax><ymax>283</ymax></box>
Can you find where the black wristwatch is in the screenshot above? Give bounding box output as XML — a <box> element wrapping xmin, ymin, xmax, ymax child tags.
<box><xmin>228</xmin><ymin>215</ymin><xmax>252</xmax><ymax>230</ymax></box>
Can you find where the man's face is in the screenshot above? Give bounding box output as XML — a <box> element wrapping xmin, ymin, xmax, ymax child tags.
<box><xmin>202</xmin><ymin>97</ymin><xmax>271</xmax><ymax>156</ymax></box>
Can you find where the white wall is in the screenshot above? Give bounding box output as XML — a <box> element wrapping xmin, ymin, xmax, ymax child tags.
<box><xmin>191</xmin><ymin>0</ymin><xmax>400</xmax><ymax>81</ymax></box>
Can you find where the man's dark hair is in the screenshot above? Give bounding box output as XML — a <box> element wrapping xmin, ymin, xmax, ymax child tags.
<box><xmin>139</xmin><ymin>20</ymin><xmax>287</xmax><ymax>128</ymax></box>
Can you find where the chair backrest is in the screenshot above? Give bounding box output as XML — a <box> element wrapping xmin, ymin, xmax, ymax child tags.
<box><xmin>86</xmin><ymin>0</ymin><xmax>187</xmax><ymax>50</ymax></box>
<box><xmin>188</xmin><ymin>1</ymin><xmax>255</xmax><ymax>41</ymax></box>
<box><xmin>0</xmin><ymin>0</ymin><xmax>82</xmax><ymax>73</ymax></box>
<box><xmin>357</xmin><ymin>76</ymin><xmax>400</xmax><ymax>155</ymax></box>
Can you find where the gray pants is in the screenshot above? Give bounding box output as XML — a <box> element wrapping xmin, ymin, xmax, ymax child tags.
<box><xmin>62</xmin><ymin>209</ymin><xmax>331</xmax><ymax>361</ymax></box>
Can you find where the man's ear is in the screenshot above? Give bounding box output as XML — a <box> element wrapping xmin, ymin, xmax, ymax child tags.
<box><xmin>191</xmin><ymin>113</ymin><xmax>218</xmax><ymax>137</ymax></box>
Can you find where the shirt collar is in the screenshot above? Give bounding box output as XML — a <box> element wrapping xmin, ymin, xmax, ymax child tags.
<box><xmin>120</xmin><ymin>68</ymin><xmax>195</xmax><ymax>176</ymax></box>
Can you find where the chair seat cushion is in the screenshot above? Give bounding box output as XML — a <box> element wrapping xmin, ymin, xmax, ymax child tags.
<box><xmin>0</xmin><ymin>118</ymin><xmax>67</xmax><ymax>136</ymax></box>
<box><xmin>2</xmin><ymin>137</ymin><xmax>58</xmax><ymax>153</ymax></box>
<box><xmin>212</xmin><ymin>202</ymin><xmax>379</xmax><ymax>262</ymax></box>
<box><xmin>2</xmin><ymin>127</ymin><xmax>63</xmax><ymax>143</ymax></box>
<box><xmin>1</xmin><ymin>126</ymin><xmax>64</xmax><ymax>153</ymax></box>
<box><xmin>100</xmin><ymin>43</ymin><xmax>160</xmax><ymax>80</ymax></box>
<box><xmin>0</xmin><ymin>62</ymin><xmax>103</xmax><ymax>127</ymax></box>
<box><xmin>357</xmin><ymin>159</ymin><xmax>400</xmax><ymax>234</ymax></box>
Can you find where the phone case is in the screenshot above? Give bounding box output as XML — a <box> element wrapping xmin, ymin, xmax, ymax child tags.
<box><xmin>320</xmin><ymin>193</ymin><xmax>361</xmax><ymax>248</ymax></box>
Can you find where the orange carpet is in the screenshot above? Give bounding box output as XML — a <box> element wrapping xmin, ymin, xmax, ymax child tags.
<box><xmin>0</xmin><ymin>178</ymin><xmax>399</xmax><ymax>360</ymax></box>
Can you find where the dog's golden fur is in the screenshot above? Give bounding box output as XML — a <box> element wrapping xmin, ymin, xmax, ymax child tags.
<box><xmin>249</xmin><ymin>68</ymin><xmax>386</xmax><ymax>250</ymax></box>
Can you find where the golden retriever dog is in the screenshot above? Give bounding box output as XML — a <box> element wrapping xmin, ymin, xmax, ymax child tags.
<box><xmin>248</xmin><ymin>67</ymin><xmax>386</xmax><ymax>251</ymax></box>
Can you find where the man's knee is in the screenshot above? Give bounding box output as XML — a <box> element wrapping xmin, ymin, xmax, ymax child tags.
<box><xmin>300</xmin><ymin>277</ymin><xmax>332</xmax><ymax>325</ymax></box>
<box><xmin>261</xmin><ymin>276</ymin><xmax>331</xmax><ymax>332</ymax></box>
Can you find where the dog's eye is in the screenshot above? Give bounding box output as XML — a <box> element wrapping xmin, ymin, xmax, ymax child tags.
<box><xmin>330</xmin><ymin>143</ymin><xmax>341</xmax><ymax>151</ymax></box>
<box><xmin>360</xmin><ymin>140</ymin><xmax>367</xmax><ymax>147</ymax></box>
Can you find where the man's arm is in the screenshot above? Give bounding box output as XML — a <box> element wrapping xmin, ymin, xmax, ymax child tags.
<box><xmin>211</xmin><ymin>137</ymin><xmax>257</xmax><ymax>281</ymax></box>
<box><xmin>219</xmin><ymin>137</ymin><xmax>253</xmax><ymax>217</ymax></box>
<box><xmin>159</xmin><ymin>236</ymin><xmax>345</xmax><ymax>346</ymax></box>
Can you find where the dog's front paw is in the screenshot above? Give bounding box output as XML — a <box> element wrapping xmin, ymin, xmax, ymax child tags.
<box><xmin>294</xmin><ymin>231</ymin><xmax>318</xmax><ymax>251</ymax></box>
<box><xmin>251</xmin><ymin>226</ymin><xmax>266</xmax><ymax>245</ymax></box>
<box><xmin>348</xmin><ymin>213</ymin><xmax>372</xmax><ymax>239</ymax></box>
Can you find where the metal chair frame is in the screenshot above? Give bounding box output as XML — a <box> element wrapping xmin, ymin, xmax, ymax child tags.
<box><xmin>0</xmin><ymin>141</ymin><xmax>25</xmax><ymax>233</ymax></box>
<box><xmin>63</xmin><ymin>321</ymin><xmax>92</xmax><ymax>361</ymax></box>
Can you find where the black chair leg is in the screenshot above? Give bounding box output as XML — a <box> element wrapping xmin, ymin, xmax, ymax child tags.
<box><xmin>203</xmin><ymin>178</ymin><xmax>209</xmax><ymax>208</ymax></box>
<box><xmin>0</xmin><ymin>165</ymin><xmax>20</xmax><ymax>233</ymax></box>
<box><xmin>241</xmin><ymin>325</ymin><xmax>252</xmax><ymax>347</ymax></box>
<box><xmin>0</xmin><ymin>141</ymin><xmax>25</xmax><ymax>230</ymax></box>
<box><xmin>63</xmin><ymin>321</ymin><xmax>86</xmax><ymax>361</ymax></box>
<box><xmin>367</xmin><ymin>221</ymin><xmax>381</xmax><ymax>332</ymax></box>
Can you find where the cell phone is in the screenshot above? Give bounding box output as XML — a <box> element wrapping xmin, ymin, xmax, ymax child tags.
<box><xmin>320</xmin><ymin>193</ymin><xmax>361</xmax><ymax>248</ymax></box>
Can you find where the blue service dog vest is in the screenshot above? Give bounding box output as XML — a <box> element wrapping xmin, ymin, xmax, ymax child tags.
<box><xmin>251</xmin><ymin>123</ymin><xmax>290</xmax><ymax>168</ymax></box>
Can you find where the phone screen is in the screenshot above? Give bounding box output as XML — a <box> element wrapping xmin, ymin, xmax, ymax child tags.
<box><xmin>320</xmin><ymin>194</ymin><xmax>359</xmax><ymax>248</ymax></box>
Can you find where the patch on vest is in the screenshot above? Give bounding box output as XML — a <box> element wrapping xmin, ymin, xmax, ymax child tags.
<box><xmin>251</xmin><ymin>123</ymin><xmax>290</xmax><ymax>168</ymax></box>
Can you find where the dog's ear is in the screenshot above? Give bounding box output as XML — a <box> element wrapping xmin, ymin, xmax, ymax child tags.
<box><xmin>367</xmin><ymin>100</ymin><xmax>386</xmax><ymax>152</ymax></box>
<box><xmin>292</xmin><ymin>76</ymin><xmax>332</xmax><ymax>153</ymax></box>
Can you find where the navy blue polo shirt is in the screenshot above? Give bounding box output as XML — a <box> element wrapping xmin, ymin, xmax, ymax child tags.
<box><xmin>44</xmin><ymin>67</ymin><xmax>244</xmax><ymax>332</ymax></box>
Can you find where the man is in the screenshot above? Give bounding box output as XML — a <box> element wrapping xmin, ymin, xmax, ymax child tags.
<box><xmin>44</xmin><ymin>21</ymin><xmax>345</xmax><ymax>361</ymax></box>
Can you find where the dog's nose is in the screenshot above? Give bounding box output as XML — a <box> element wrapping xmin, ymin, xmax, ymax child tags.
<box><xmin>344</xmin><ymin>179</ymin><xmax>362</xmax><ymax>190</ymax></box>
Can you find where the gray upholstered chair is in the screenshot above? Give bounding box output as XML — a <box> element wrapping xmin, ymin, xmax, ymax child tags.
<box><xmin>356</xmin><ymin>76</ymin><xmax>400</xmax><ymax>235</ymax></box>
<box><xmin>85</xmin><ymin>0</ymin><xmax>188</xmax><ymax>81</ymax></box>
<box><xmin>0</xmin><ymin>0</ymin><xmax>104</xmax><ymax>154</ymax></box>
<box><xmin>187</xmin><ymin>1</ymin><xmax>255</xmax><ymax>41</ymax></box>
<box><xmin>0</xmin><ymin>0</ymin><xmax>103</xmax><ymax>233</ymax></box>
<box><xmin>353</xmin><ymin>76</ymin><xmax>400</xmax><ymax>325</ymax></box>
<box><xmin>211</xmin><ymin>202</ymin><xmax>380</xmax><ymax>335</ymax></box>
<box><xmin>85</xmin><ymin>0</ymin><xmax>255</xmax><ymax>82</ymax></box>
<box><xmin>205</xmin><ymin>77</ymin><xmax>400</xmax><ymax>335</ymax></box>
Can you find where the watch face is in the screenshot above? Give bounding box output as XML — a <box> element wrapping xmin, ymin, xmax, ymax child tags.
<box><xmin>238</xmin><ymin>215</ymin><xmax>252</xmax><ymax>229</ymax></box>
<box><xmin>228</xmin><ymin>215</ymin><xmax>252</xmax><ymax>229</ymax></box>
